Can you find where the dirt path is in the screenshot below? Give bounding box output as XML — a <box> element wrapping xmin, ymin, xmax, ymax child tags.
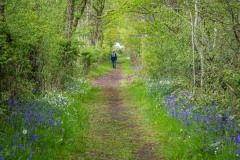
<box><xmin>82</xmin><ymin>68</ymin><xmax>163</xmax><ymax>160</ymax></box>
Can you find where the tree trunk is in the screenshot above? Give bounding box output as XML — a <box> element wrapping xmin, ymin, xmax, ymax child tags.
<box><xmin>194</xmin><ymin>0</ymin><xmax>204</xmax><ymax>91</ymax></box>
<box><xmin>91</xmin><ymin>0</ymin><xmax>105</xmax><ymax>46</ymax></box>
<box><xmin>66</xmin><ymin>0</ymin><xmax>75</xmax><ymax>39</ymax></box>
<box><xmin>61</xmin><ymin>0</ymin><xmax>75</xmax><ymax>86</ymax></box>
<box><xmin>73</xmin><ymin>0</ymin><xmax>88</xmax><ymax>30</ymax></box>
<box><xmin>91</xmin><ymin>18</ymin><xmax>101</xmax><ymax>46</ymax></box>
<box><xmin>189</xmin><ymin>9</ymin><xmax>196</xmax><ymax>96</ymax></box>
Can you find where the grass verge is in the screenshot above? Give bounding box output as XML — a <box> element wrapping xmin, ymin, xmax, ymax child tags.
<box><xmin>127</xmin><ymin>81</ymin><xmax>216</xmax><ymax>160</ymax></box>
<box><xmin>56</xmin><ymin>87</ymin><xmax>102</xmax><ymax>159</ymax></box>
<box><xmin>0</xmin><ymin>80</ymin><xmax>103</xmax><ymax>160</ymax></box>
<box><xmin>118</xmin><ymin>53</ymin><xmax>132</xmax><ymax>76</ymax></box>
<box><xmin>88</xmin><ymin>62</ymin><xmax>112</xmax><ymax>78</ymax></box>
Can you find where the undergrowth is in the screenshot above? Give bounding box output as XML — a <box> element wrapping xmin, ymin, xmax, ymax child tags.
<box><xmin>0</xmin><ymin>79</ymin><xmax>97</xmax><ymax>160</ymax></box>
<box><xmin>88</xmin><ymin>62</ymin><xmax>112</xmax><ymax>78</ymax></box>
<box><xmin>128</xmin><ymin>80</ymin><xmax>239</xmax><ymax>160</ymax></box>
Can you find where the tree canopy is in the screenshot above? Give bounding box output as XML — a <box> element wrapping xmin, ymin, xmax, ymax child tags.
<box><xmin>0</xmin><ymin>0</ymin><xmax>240</xmax><ymax>159</ymax></box>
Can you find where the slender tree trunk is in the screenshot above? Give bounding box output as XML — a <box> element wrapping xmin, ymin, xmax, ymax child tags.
<box><xmin>61</xmin><ymin>0</ymin><xmax>75</xmax><ymax>85</ymax></box>
<box><xmin>66</xmin><ymin>0</ymin><xmax>75</xmax><ymax>39</ymax></box>
<box><xmin>213</xmin><ymin>26</ymin><xmax>217</xmax><ymax>49</ymax></box>
<box><xmin>194</xmin><ymin>0</ymin><xmax>204</xmax><ymax>91</ymax></box>
<box><xmin>199</xmin><ymin>48</ymin><xmax>204</xmax><ymax>90</ymax></box>
<box><xmin>189</xmin><ymin>9</ymin><xmax>196</xmax><ymax>96</ymax></box>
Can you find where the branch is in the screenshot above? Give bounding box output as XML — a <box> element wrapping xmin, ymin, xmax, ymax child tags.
<box><xmin>203</xmin><ymin>55</ymin><xmax>240</xmax><ymax>98</ymax></box>
<box><xmin>226</xmin><ymin>0</ymin><xmax>240</xmax><ymax>43</ymax></box>
<box><xmin>92</xmin><ymin>5</ymin><xmax>99</xmax><ymax>13</ymax></box>
<box><xmin>96</xmin><ymin>10</ymin><xmax>115</xmax><ymax>19</ymax></box>
<box><xmin>73</xmin><ymin>0</ymin><xmax>88</xmax><ymax>28</ymax></box>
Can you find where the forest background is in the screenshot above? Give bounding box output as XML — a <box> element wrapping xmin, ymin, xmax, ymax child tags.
<box><xmin>0</xmin><ymin>0</ymin><xmax>239</xmax><ymax>159</ymax></box>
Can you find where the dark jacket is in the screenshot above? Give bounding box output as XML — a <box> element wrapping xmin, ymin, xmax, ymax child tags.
<box><xmin>110</xmin><ymin>52</ymin><xmax>117</xmax><ymax>60</ymax></box>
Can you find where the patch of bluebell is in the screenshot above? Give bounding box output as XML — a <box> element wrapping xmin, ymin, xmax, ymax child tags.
<box><xmin>145</xmin><ymin>79</ymin><xmax>239</xmax><ymax>158</ymax></box>
<box><xmin>0</xmin><ymin>79</ymin><xmax>92</xmax><ymax>159</ymax></box>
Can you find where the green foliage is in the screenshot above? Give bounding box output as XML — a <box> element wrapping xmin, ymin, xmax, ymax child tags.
<box><xmin>1</xmin><ymin>0</ymin><xmax>239</xmax><ymax>158</ymax></box>
<box><xmin>0</xmin><ymin>79</ymin><xmax>92</xmax><ymax>159</ymax></box>
<box><xmin>0</xmin><ymin>0</ymin><xmax>68</xmax><ymax>101</ymax></box>
<box><xmin>120</xmin><ymin>53</ymin><xmax>132</xmax><ymax>76</ymax></box>
<box><xmin>79</xmin><ymin>47</ymin><xmax>109</xmax><ymax>74</ymax></box>
<box><xmin>88</xmin><ymin>62</ymin><xmax>112</xmax><ymax>78</ymax></box>
<box><xmin>119</xmin><ymin>0</ymin><xmax>239</xmax><ymax>120</ymax></box>
<box><xmin>129</xmin><ymin>80</ymin><xmax>238</xmax><ymax>159</ymax></box>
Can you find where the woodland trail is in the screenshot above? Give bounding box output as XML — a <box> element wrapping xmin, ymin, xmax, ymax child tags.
<box><xmin>80</xmin><ymin>68</ymin><xmax>163</xmax><ymax>160</ymax></box>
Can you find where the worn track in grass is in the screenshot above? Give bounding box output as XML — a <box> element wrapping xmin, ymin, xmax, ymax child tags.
<box><xmin>80</xmin><ymin>68</ymin><xmax>163</xmax><ymax>160</ymax></box>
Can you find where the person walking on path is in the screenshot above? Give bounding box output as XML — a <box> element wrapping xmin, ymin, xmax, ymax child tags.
<box><xmin>110</xmin><ymin>50</ymin><xmax>117</xmax><ymax>69</ymax></box>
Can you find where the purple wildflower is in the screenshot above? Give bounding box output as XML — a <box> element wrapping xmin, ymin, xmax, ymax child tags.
<box><xmin>30</xmin><ymin>134</ymin><xmax>38</xmax><ymax>141</ymax></box>
<box><xmin>18</xmin><ymin>144</ymin><xmax>24</xmax><ymax>150</ymax></box>
<box><xmin>205</xmin><ymin>117</ymin><xmax>211</xmax><ymax>123</ymax></box>
<box><xmin>168</xmin><ymin>98</ymin><xmax>176</xmax><ymax>106</ymax></box>
<box><xmin>30</xmin><ymin>150</ymin><xmax>34</xmax><ymax>155</ymax></box>
<box><xmin>233</xmin><ymin>135</ymin><xmax>240</xmax><ymax>144</ymax></box>
<box><xmin>27</xmin><ymin>149</ymin><xmax>34</xmax><ymax>160</ymax></box>
<box><xmin>180</xmin><ymin>109</ymin><xmax>188</xmax><ymax>119</ymax></box>
<box><xmin>195</xmin><ymin>115</ymin><xmax>203</xmax><ymax>122</ymax></box>
<box><xmin>8</xmin><ymin>99</ymin><xmax>14</xmax><ymax>106</ymax></box>
<box><xmin>25</xmin><ymin>111</ymin><xmax>33</xmax><ymax>117</ymax></box>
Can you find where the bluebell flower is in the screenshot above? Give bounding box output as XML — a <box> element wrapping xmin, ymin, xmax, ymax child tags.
<box><xmin>233</xmin><ymin>134</ymin><xmax>240</xmax><ymax>144</ymax></box>
<box><xmin>179</xmin><ymin>109</ymin><xmax>188</xmax><ymax>119</ymax></box>
<box><xmin>184</xmin><ymin>120</ymin><xmax>191</xmax><ymax>127</ymax></box>
<box><xmin>24</xmin><ymin>111</ymin><xmax>33</xmax><ymax>117</ymax></box>
<box><xmin>0</xmin><ymin>154</ymin><xmax>3</xmax><ymax>160</ymax></box>
<box><xmin>8</xmin><ymin>99</ymin><xmax>14</xmax><ymax>106</ymax></box>
<box><xmin>205</xmin><ymin>117</ymin><xmax>211</xmax><ymax>123</ymax></box>
<box><xmin>30</xmin><ymin>134</ymin><xmax>38</xmax><ymax>141</ymax></box>
<box><xmin>30</xmin><ymin>150</ymin><xmax>34</xmax><ymax>155</ymax></box>
<box><xmin>26</xmin><ymin>149</ymin><xmax>35</xmax><ymax>160</ymax></box>
<box><xmin>18</xmin><ymin>144</ymin><xmax>24</xmax><ymax>150</ymax></box>
<box><xmin>195</xmin><ymin>115</ymin><xmax>203</xmax><ymax>122</ymax></box>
